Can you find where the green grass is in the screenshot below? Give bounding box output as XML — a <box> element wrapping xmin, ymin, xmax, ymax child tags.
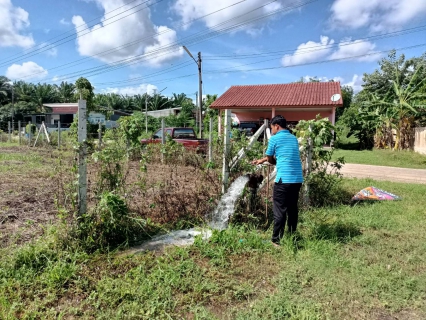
<box><xmin>1</xmin><ymin>179</ymin><xmax>425</xmax><ymax>319</ymax></box>
<box><xmin>333</xmin><ymin>149</ymin><xmax>426</xmax><ymax>169</ymax></box>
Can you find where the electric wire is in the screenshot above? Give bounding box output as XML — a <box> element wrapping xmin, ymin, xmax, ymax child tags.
<box><xmin>22</xmin><ymin>0</ymin><xmax>317</xmax><ymax>83</ymax></box>
<box><xmin>92</xmin><ymin>25</ymin><xmax>426</xmax><ymax>87</ymax></box>
<box><xmin>0</xmin><ymin>0</ymin><xmax>144</xmax><ymax>64</ymax></box>
<box><xmin>0</xmin><ymin>0</ymin><xmax>164</xmax><ymax>67</ymax></box>
<box><xmin>93</xmin><ymin>42</ymin><xmax>426</xmax><ymax>90</ymax></box>
<box><xmin>0</xmin><ymin>0</ymin><xmax>247</xmax><ymax>69</ymax></box>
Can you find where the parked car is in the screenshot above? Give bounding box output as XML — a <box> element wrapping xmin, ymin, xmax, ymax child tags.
<box><xmin>141</xmin><ymin>127</ymin><xmax>208</xmax><ymax>154</ymax></box>
<box><xmin>233</xmin><ymin>122</ymin><xmax>264</xmax><ymax>140</ymax></box>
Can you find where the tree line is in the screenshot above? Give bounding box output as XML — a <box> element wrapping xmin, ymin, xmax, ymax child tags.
<box><xmin>0</xmin><ymin>77</ymin><xmax>217</xmax><ymax>124</ymax></box>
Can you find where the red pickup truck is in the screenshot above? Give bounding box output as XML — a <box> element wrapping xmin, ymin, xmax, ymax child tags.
<box><xmin>141</xmin><ymin>127</ymin><xmax>208</xmax><ymax>153</ymax></box>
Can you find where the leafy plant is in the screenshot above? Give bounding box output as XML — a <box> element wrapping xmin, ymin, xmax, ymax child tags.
<box><xmin>295</xmin><ymin>115</ymin><xmax>346</xmax><ymax>207</ymax></box>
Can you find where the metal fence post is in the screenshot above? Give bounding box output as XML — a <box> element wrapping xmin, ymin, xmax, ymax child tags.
<box><xmin>222</xmin><ymin>109</ymin><xmax>231</xmax><ymax>193</ymax></box>
<box><xmin>58</xmin><ymin>121</ymin><xmax>61</xmax><ymax>149</ymax></box>
<box><xmin>8</xmin><ymin>121</ymin><xmax>11</xmax><ymax>142</ymax></box>
<box><xmin>78</xmin><ymin>100</ymin><xmax>87</xmax><ymax>215</ymax></box>
<box><xmin>28</xmin><ymin>122</ymin><xmax>32</xmax><ymax>146</ymax></box>
<box><xmin>209</xmin><ymin>117</ymin><xmax>213</xmax><ymax>163</ymax></box>
<box><xmin>304</xmin><ymin>124</ymin><xmax>313</xmax><ymax>206</ymax></box>
<box><xmin>18</xmin><ymin>121</ymin><xmax>21</xmax><ymax>145</ymax></box>
<box><xmin>98</xmin><ymin>122</ymin><xmax>102</xmax><ymax>149</ymax></box>
<box><xmin>161</xmin><ymin>118</ymin><xmax>165</xmax><ymax>163</ymax></box>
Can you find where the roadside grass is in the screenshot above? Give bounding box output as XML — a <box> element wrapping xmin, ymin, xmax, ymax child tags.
<box><xmin>332</xmin><ymin>148</ymin><xmax>426</xmax><ymax>169</ymax></box>
<box><xmin>1</xmin><ymin>179</ymin><xmax>425</xmax><ymax>319</ymax></box>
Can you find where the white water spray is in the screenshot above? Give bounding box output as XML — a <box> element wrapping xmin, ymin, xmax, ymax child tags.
<box><xmin>132</xmin><ymin>175</ymin><xmax>249</xmax><ymax>251</ymax></box>
<box><xmin>208</xmin><ymin>175</ymin><xmax>250</xmax><ymax>230</ymax></box>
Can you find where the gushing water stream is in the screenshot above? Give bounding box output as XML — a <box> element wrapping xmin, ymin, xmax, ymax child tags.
<box><xmin>133</xmin><ymin>175</ymin><xmax>249</xmax><ymax>251</ymax></box>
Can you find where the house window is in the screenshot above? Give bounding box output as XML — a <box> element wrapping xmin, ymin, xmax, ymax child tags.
<box><xmin>35</xmin><ymin>115</ymin><xmax>45</xmax><ymax>124</ymax></box>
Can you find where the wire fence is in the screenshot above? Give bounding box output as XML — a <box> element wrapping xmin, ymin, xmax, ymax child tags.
<box><xmin>0</xmin><ymin>120</ymin><xmax>103</xmax><ymax>148</ymax></box>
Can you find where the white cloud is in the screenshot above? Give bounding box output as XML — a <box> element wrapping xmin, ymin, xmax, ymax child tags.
<box><xmin>0</xmin><ymin>0</ymin><xmax>34</xmax><ymax>48</ymax></box>
<box><xmin>144</xmin><ymin>26</ymin><xmax>184</xmax><ymax>66</ymax></box>
<box><xmin>72</xmin><ymin>0</ymin><xmax>182</xmax><ymax>66</ymax></box>
<box><xmin>60</xmin><ymin>18</ymin><xmax>71</xmax><ymax>25</ymax></box>
<box><xmin>172</xmin><ymin>0</ymin><xmax>289</xmax><ymax>35</ymax></box>
<box><xmin>282</xmin><ymin>36</ymin><xmax>380</xmax><ymax>66</ymax></box>
<box><xmin>330</xmin><ymin>39</ymin><xmax>380</xmax><ymax>62</ymax></box>
<box><xmin>330</xmin><ymin>0</ymin><xmax>426</xmax><ymax>31</ymax></box>
<box><xmin>281</xmin><ymin>36</ymin><xmax>334</xmax><ymax>66</ymax></box>
<box><xmin>6</xmin><ymin>61</ymin><xmax>48</xmax><ymax>81</ymax></box>
<box><xmin>303</xmin><ymin>75</ymin><xmax>344</xmax><ymax>83</ymax></box>
<box><xmin>344</xmin><ymin>74</ymin><xmax>364</xmax><ymax>93</ymax></box>
<box><xmin>38</xmin><ymin>43</ymin><xmax>58</xmax><ymax>57</ymax></box>
<box><xmin>100</xmin><ymin>84</ymin><xmax>158</xmax><ymax>96</ymax></box>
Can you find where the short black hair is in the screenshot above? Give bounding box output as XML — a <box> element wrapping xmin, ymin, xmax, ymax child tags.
<box><xmin>270</xmin><ymin>115</ymin><xmax>287</xmax><ymax>128</ymax></box>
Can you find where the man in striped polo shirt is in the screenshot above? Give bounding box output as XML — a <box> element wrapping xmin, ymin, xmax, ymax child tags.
<box><xmin>252</xmin><ymin>115</ymin><xmax>303</xmax><ymax>246</ymax></box>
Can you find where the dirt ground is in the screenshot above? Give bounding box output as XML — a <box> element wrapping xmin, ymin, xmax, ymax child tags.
<box><xmin>0</xmin><ymin>145</ymin><xmax>222</xmax><ymax>248</ymax></box>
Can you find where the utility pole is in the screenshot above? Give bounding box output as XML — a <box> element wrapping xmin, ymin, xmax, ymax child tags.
<box><xmin>145</xmin><ymin>92</ymin><xmax>148</xmax><ymax>134</ymax></box>
<box><xmin>7</xmin><ymin>81</ymin><xmax>14</xmax><ymax>133</ymax></box>
<box><xmin>183</xmin><ymin>46</ymin><xmax>203</xmax><ymax>138</ymax></box>
<box><xmin>198</xmin><ymin>52</ymin><xmax>203</xmax><ymax>138</ymax></box>
<box><xmin>195</xmin><ymin>91</ymin><xmax>198</xmax><ymax>129</ymax></box>
<box><xmin>11</xmin><ymin>85</ymin><xmax>14</xmax><ymax>131</ymax></box>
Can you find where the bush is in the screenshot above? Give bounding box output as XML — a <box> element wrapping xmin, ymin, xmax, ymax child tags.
<box><xmin>295</xmin><ymin>116</ymin><xmax>347</xmax><ymax>207</ymax></box>
<box><xmin>75</xmin><ymin>192</ymin><xmax>142</xmax><ymax>252</ymax></box>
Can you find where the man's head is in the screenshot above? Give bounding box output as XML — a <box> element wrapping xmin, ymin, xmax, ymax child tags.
<box><xmin>270</xmin><ymin>115</ymin><xmax>287</xmax><ymax>135</ymax></box>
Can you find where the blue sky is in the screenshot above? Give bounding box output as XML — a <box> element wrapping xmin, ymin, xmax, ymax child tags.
<box><xmin>1</xmin><ymin>0</ymin><xmax>426</xmax><ymax>99</ymax></box>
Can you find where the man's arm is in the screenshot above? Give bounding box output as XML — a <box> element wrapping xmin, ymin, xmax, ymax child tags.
<box><xmin>251</xmin><ymin>155</ymin><xmax>276</xmax><ymax>165</ymax></box>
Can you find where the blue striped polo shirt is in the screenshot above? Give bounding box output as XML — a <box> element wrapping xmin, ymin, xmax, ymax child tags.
<box><xmin>265</xmin><ymin>129</ymin><xmax>303</xmax><ymax>183</ymax></box>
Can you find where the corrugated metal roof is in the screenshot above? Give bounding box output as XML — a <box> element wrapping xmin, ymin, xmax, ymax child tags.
<box><xmin>210</xmin><ymin>82</ymin><xmax>343</xmax><ymax>108</ymax></box>
<box><xmin>50</xmin><ymin>106</ymin><xmax>78</xmax><ymax>114</ymax></box>
<box><xmin>43</xmin><ymin>103</ymin><xmax>79</xmax><ymax>107</ymax></box>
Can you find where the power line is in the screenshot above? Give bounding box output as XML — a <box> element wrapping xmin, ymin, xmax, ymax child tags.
<box><xmin>7</xmin><ymin>0</ymin><xmax>254</xmax><ymax>80</ymax></box>
<box><xmin>31</xmin><ymin>0</ymin><xmax>318</xmax><ymax>83</ymax></box>
<box><xmin>204</xmin><ymin>24</ymin><xmax>426</xmax><ymax>60</ymax></box>
<box><xmin>0</xmin><ymin>0</ymin><xmax>163</xmax><ymax>67</ymax></box>
<box><xmin>93</xmin><ymin>42</ymin><xmax>426</xmax><ymax>91</ymax></box>
<box><xmin>0</xmin><ymin>0</ymin><xmax>144</xmax><ymax>64</ymax></box>
<box><xmin>204</xmin><ymin>43</ymin><xmax>426</xmax><ymax>74</ymax></box>
<box><xmin>91</xmin><ymin>25</ymin><xmax>426</xmax><ymax>87</ymax></box>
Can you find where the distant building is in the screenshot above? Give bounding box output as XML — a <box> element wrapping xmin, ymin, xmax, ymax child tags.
<box><xmin>146</xmin><ymin>107</ymin><xmax>182</xmax><ymax>118</ymax></box>
<box><xmin>24</xmin><ymin>103</ymin><xmax>130</xmax><ymax>131</ymax></box>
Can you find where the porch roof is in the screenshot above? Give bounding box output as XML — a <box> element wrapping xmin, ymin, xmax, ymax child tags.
<box><xmin>210</xmin><ymin>82</ymin><xmax>343</xmax><ymax>109</ymax></box>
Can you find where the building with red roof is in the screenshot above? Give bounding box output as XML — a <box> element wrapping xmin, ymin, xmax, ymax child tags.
<box><xmin>210</xmin><ymin>82</ymin><xmax>343</xmax><ymax>130</ymax></box>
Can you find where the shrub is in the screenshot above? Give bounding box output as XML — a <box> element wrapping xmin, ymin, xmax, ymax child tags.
<box><xmin>75</xmin><ymin>192</ymin><xmax>140</xmax><ymax>252</ymax></box>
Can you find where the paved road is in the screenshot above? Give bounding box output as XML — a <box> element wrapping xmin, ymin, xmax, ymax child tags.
<box><xmin>339</xmin><ymin>163</ymin><xmax>426</xmax><ymax>184</ymax></box>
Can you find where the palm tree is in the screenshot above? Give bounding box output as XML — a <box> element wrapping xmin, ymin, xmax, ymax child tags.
<box><xmin>0</xmin><ymin>76</ymin><xmax>12</xmax><ymax>105</ymax></box>
<box><xmin>56</xmin><ymin>81</ymin><xmax>76</xmax><ymax>102</ymax></box>
<box><xmin>104</xmin><ymin>93</ymin><xmax>123</xmax><ymax>110</ymax></box>
<box><xmin>32</xmin><ymin>83</ymin><xmax>58</xmax><ymax>112</ymax></box>
<box><xmin>133</xmin><ymin>93</ymin><xmax>148</xmax><ymax>112</ymax></box>
<box><xmin>171</xmin><ymin>93</ymin><xmax>190</xmax><ymax>108</ymax></box>
<box><xmin>14</xmin><ymin>81</ymin><xmax>34</xmax><ymax>102</ymax></box>
<box><xmin>93</xmin><ymin>93</ymin><xmax>108</xmax><ymax>109</ymax></box>
<box><xmin>121</xmin><ymin>95</ymin><xmax>133</xmax><ymax>112</ymax></box>
<box><xmin>150</xmin><ymin>94</ymin><xmax>171</xmax><ymax>111</ymax></box>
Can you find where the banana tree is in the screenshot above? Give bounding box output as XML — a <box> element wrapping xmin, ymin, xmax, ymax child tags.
<box><xmin>379</xmin><ymin>66</ymin><xmax>426</xmax><ymax>150</ymax></box>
